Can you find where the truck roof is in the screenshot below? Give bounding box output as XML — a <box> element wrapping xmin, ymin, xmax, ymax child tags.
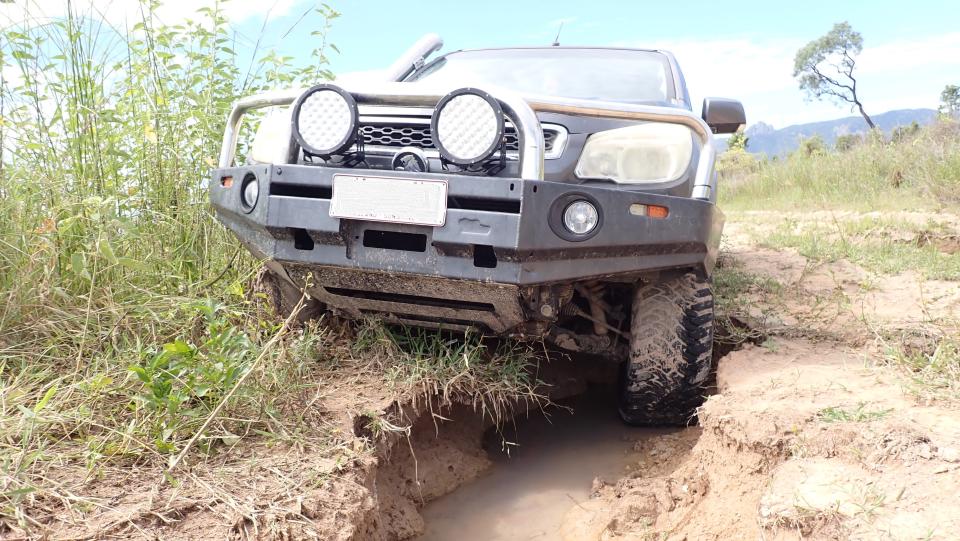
<box><xmin>451</xmin><ymin>45</ymin><xmax>668</xmax><ymax>55</ymax></box>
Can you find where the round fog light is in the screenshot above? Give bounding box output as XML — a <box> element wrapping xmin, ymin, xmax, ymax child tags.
<box><xmin>563</xmin><ymin>200</ymin><xmax>599</xmax><ymax>235</ymax></box>
<box><xmin>240</xmin><ymin>174</ymin><xmax>259</xmax><ymax>211</ymax></box>
<box><xmin>292</xmin><ymin>84</ymin><xmax>358</xmax><ymax>157</ymax></box>
<box><xmin>432</xmin><ymin>88</ymin><xmax>504</xmax><ymax>165</ymax></box>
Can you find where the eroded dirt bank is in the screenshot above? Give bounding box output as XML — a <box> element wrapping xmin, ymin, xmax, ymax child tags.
<box><xmin>551</xmin><ymin>213</ymin><xmax>960</xmax><ymax>540</ymax></box>
<box><xmin>407</xmin><ymin>212</ymin><xmax>960</xmax><ymax>540</ymax></box>
<box><xmin>8</xmin><ymin>211</ymin><xmax>959</xmax><ymax>540</ymax></box>
<box><xmin>565</xmin><ymin>339</ymin><xmax>960</xmax><ymax>540</ymax></box>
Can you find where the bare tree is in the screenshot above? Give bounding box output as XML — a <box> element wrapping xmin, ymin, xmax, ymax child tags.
<box><xmin>794</xmin><ymin>22</ymin><xmax>875</xmax><ymax>129</ymax></box>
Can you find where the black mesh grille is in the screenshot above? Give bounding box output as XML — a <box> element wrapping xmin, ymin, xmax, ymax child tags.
<box><xmin>361</xmin><ymin>125</ymin><xmax>434</xmax><ymax>148</ymax></box>
<box><xmin>360</xmin><ymin>124</ymin><xmax>558</xmax><ymax>153</ymax></box>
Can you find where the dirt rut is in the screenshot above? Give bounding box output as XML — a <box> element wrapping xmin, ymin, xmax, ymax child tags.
<box><xmin>565</xmin><ymin>339</ymin><xmax>960</xmax><ymax>540</ymax></box>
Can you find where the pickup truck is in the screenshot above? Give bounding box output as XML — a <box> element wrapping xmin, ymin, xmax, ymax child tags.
<box><xmin>209</xmin><ymin>34</ymin><xmax>745</xmax><ymax>425</ymax></box>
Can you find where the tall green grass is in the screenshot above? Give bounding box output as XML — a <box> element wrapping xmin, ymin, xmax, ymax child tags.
<box><xmin>0</xmin><ymin>0</ymin><xmax>343</xmax><ymax>517</ymax></box>
<box><xmin>719</xmin><ymin>122</ymin><xmax>960</xmax><ymax>211</ymax></box>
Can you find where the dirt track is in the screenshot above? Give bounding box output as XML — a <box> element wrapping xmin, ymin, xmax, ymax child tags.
<box><xmin>9</xmin><ymin>211</ymin><xmax>960</xmax><ymax>540</ymax></box>
<box><xmin>413</xmin><ymin>213</ymin><xmax>960</xmax><ymax>541</ymax></box>
<box><xmin>554</xmin><ymin>214</ymin><xmax>960</xmax><ymax>540</ymax></box>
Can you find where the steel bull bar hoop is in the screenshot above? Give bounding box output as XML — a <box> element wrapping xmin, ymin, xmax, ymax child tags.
<box><xmin>526</xmin><ymin>95</ymin><xmax>719</xmax><ymax>201</ymax></box>
<box><xmin>217</xmin><ymin>83</ymin><xmax>546</xmax><ymax>180</ymax></box>
<box><xmin>218</xmin><ymin>91</ymin><xmax>715</xmax><ymax>199</ymax></box>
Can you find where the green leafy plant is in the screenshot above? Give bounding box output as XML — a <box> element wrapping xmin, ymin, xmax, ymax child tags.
<box><xmin>130</xmin><ymin>301</ymin><xmax>255</xmax><ymax>450</ymax></box>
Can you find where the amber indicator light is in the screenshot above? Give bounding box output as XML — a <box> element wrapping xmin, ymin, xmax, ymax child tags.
<box><xmin>628</xmin><ymin>203</ymin><xmax>669</xmax><ymax>219</ymax></box>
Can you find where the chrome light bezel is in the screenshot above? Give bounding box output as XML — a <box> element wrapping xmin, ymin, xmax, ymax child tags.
<box><xmin>239</xmin><ymin>172</ymin><xmax>259</xmax><ymax>213</ymax></box>
<box><xmin>431</xmin><ymin>88</ymin><xmax>505</xmax><ymax>166</ymax></box>
<box><xmin>291</xmin><ymin>84</ymin><xmax>359</xmax><ymax>157</ymax></box>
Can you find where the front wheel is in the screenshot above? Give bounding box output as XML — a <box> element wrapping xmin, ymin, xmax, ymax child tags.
<box><xmin>618</xmin><ymin>271</ymin><xmax>714</xmax><ymax>426</ymax></box>
<box><xmin>254</xmin><ymin>265</ymin><xmax>326</xmax><ymax>325</ymax></box>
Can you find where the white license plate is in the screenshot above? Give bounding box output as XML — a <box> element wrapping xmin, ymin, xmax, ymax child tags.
<box><xmin>330</xmin><ymin>174</ymin><xmax>448</xmax><ymax>226</ymax></box>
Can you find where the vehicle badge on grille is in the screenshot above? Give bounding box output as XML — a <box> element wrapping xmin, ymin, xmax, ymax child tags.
<box><xmin>391</xmin><ymin>147</ymin><xmax>429</xmax><ymax>172</ymax></box>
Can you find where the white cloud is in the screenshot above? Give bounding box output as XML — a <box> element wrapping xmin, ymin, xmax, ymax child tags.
<box><xmin>1</xmin><ymin>64</ymin><xmax>23</xmax><ymax>88</ymax></box>
<box><xmin>858</xmin><ymin>33</ymin><xmax>960</xmax><ymax>74</ymax></box>
<box><xmin>614</xmin><ymin>32</ymin><xmax>960</xmax><ymax>128</ymax></box>
<box><xmin>0</xmin><ymin>0</ymin><xmax>300</xmax><ymax>27</ymax></box>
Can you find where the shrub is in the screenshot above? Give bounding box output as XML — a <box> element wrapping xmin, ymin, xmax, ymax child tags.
<box><xmin>834</xmin><ymin>133</ymin><xmax>863</xmax><ymax>152</ymax></box>
<box><xmin>797</xmin><ymin>134</ymin><xmax>827</xmax><ymax>157</ymax></box>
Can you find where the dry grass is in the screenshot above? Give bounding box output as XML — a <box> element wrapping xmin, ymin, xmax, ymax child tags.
<box><xmin>879</xmin><ymin>329</ymin><xmax>960</xmax><ymax>405</ymax></box>
<box><xmin>761</xmin><ymin>215</ymin><xmax>960</xmax><ymax>280</ymax></box>
<box><xmin>720</xmin><ymin>121</ymin><xmax>960</xmax><ymax>212</ymax></box>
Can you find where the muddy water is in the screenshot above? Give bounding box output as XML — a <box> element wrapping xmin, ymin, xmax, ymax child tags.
<box><xmin>417</xmin><ymin>387</ymin><xmax>657</xmax><ymax>541</ymax></box>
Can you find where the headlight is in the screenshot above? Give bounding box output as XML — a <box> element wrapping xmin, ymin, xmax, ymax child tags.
<box><xmin>292</xmin><ymin>84</ymin><xmax>358</xmax><ymax>156</ymax></box>
<box><xmin>575</xmin><ymin>123</ymin><xmax>694</xmax><ymax>184</ymax></box>
<box><xmin>250</xmin><ymin>107</ymin><xmax>292</xmax><ymax>164</ymax></box>
<box><xmin>563</xmin><ymin>200</ymin><xmax>599</xmax><ymax>235</ymax></box>
<box><xmin>431</xmin><ymin>88</ymin><xmax>504</xmax><ymax>165</ymax></box>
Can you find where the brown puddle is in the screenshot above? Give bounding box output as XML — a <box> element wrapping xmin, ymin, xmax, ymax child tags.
<box><xmin>415</xmin><ymin>387</ymin><xmax>664</xmax><ymax>540</ymax></box>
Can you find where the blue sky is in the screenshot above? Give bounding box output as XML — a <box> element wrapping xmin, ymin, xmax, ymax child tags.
<box><xmin>5</xmin><ymin>0</ymin><xmax>959</xmax><ymax>128</ymax></box>
<box><xmin>231</xmin><ymin>0</ymin><xmax>960</xmax><ymax>128</ymax></box>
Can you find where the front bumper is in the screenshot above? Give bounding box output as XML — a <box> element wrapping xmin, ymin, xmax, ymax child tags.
<box><xmin>210</xmin><ymin>164</ymin><xmax>723</xmax><ymax>332</ymax></box>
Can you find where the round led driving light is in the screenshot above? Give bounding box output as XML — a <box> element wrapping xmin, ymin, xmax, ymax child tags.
<box><xmin>563</xmin><ymin>200</ymin><xmax>599</xmax><ymax>235</ymax></box>
<box><xmin>431</xmin><ymin>88</ymin><xmax>504</xmax><ymax>165</ymax></box>
<box><xmin>240</xmin><ymin>173</ymin><xmax>259</xmax><ymax>212</ymax></box>
<box><xmin>291</xmin><ymin>84</ymin><xmax>358</xmax><ymax>156</ymax></box>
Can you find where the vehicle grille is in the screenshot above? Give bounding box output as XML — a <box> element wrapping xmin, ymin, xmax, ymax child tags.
<box><xmin>360</xmin><ymin>124</ymin><xmax>558</xmax><ymax>153</ymax></box>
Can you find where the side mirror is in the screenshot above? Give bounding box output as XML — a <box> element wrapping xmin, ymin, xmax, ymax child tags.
<box><xmin>702</xmin><ymin>98</ymin><xmax>746</xmax><ymax>134</ymax></box>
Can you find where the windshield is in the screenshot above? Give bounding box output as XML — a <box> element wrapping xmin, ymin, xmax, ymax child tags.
<box><xmin>409</xmin><ymin>48</ymin><xmax>674</xmax><ymax>104</ymax></box>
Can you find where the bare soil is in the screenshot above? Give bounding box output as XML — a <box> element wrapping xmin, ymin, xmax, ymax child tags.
<box><xmin>564</xmin><ymin>338</ymin><xmax>960</xmax><ymax>540</ymax></box>
<box><xmin>561</xmin><ymin>212</ymin><xmax>960</xmax><ymax>540</ymax></box>
<box><xmin>5</xmin><ymin>210</ymin><xmax>959</xmax><ymax>541</ymax></box>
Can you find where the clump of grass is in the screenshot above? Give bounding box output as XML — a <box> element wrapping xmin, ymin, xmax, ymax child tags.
<box><xmin>712</xmin><ymin>257</ymin><xmax>784</xmax><ymax>343</ymax></box>
<box><xmin>719</xmin><ymin>121</ymin><xmax>960</xmax><ymax>212</ymax></box>
<box><xmin>352</xmin><ymin>320</ymin><xmax>547</xmax><ymax>423</ymax></box>
<box><xmin>882</xmin><ymin>334</ymin><xmax>960</xmax><ymax>403</ymax></box>
<box><xmin>817</xmin><ymin>403</ymin><xmax>892</xmax><ymax>423</ymax></box>
<box><xmin>762</xmin><ymin>216</ymin><xmax>960</xmax><ymax>280</ymax></box>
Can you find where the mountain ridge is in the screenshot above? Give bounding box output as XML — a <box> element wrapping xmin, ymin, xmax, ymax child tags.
<box><xmin>740</xmin><ymin>108</ymin><xmax>938</xmax><ymax>156</ymax></box>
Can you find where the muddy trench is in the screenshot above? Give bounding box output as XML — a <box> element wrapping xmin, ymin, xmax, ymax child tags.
<box><xmin>355</xmin><ymin>331</ymin><xmax>752</xmax><ymax>541</ymax></box>
<box><xmin>415</xmin><ymin>386</ymin><xmax>681</xmax><ymax>541</ymax></box>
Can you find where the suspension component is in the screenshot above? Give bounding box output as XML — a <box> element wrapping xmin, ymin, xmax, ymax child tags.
<box><xmin>575</xmin><ymin>282</ymin><xmax>610</xmax><ymax>335</ymax></box>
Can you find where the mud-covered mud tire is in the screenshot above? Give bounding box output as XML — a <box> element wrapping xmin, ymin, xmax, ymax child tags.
<box><xmin>254</xmin><ymin>266</ymin><xmax>325</xmax><ymax>325</ymax></box>
<box><xmin>619</xmin><ymin>271</ymin><xmax>714</xmax><ymax>426</ymax></box>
